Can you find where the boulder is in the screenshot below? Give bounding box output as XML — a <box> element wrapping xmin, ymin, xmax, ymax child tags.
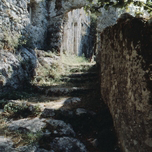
<box><xmin>50</xmin><ymin>137</ymin><xmax>87</xmax><ymax>152</ymax></box>
<box><xmin>8</xmin><ymin>117</ymin><xmax>46</xmax><ymax>133</ymax></box>
<box><xmin>0</xmin><ymin>47</ymin><xmax>37</xmax><ymax>91</ymax></box>
<box><xmin>45</xmin><ymin>119</ymin><xmax>75</xmax><ymax>136</ymax></box>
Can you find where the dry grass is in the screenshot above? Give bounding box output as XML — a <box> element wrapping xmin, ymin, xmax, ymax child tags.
<box><xmin>0</xmin><ymin>110</ymin><xmax>42</xmax><ymax>147</ymax></box>
<box><xmin>0</xmin><ymin>114</ymin><xmax>8</xmax><ymax>136</ymax></box>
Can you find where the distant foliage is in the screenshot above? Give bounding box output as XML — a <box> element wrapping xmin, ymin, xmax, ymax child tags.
<box><xmin>86</xmin><ymin>0</ymin><xmax>152</xmax><ymax>15</ymax></box>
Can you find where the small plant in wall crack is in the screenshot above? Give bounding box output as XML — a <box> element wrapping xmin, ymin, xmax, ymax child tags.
<box><xmin>2</xmin><ymin>27</ymin><xmax>27</xmax><ymax>51</ymax></box>
<box><xmin>22</xmin><ymin>131</ymin><xmax>43</xmax><ymax>145</ymax></box>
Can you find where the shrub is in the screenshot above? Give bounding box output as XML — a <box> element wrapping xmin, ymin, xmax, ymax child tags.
<box><xmin>4</xmin><ymin>101</ymin><xmax>41</xmax><ymax>118</ymax></box>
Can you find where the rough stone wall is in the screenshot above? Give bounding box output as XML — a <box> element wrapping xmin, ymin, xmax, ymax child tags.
<box><xmin>0</xmin><ymin>0</ymin><xmax>95</xmax><ymax>90</ymax></box>
<box><xmin>61</xmin><ymin>8</ymin><xmax>95</xmax><ymax>57</ymax></box>
<box><xmin>100</xmin><ymin>17</ymin><xmax>152</xmax><ymax>152</ymax></box>
<box><xmin>0</xmin><ymin>0</ymin><xmax>93</xmax><ymax>55</ymax></box>
<box><xmin>26</xmin><ymin>0</ymin><xmax>48</xmax><ymax>49</ymax></box>
<box><xmin>0</xmin><ymin>0</ymin><xmax>30</xmax><ymax>49</ymax></box>
<box><xmin>0</xmin><ymin>0</ymin><xmax>48</xmax><ymax>50</ymax></box>
<box><xmin>96</xmin><ymin>4</ymin><xmax>150</xmax><ymax>63</ymax></box>
<box><xmin>46</xmin><ymin>1</ymin><xmax>95</xmax><ymax>57</ymax></box>
<box><xmin>97</xmin><ymin>4</ymin><xmax>149</xmax><ymax>33</ymax></box>
<box><xmin>0</xmin><ymin>47</ymin><xmax>37</xmax><ymax>91</ymax></box>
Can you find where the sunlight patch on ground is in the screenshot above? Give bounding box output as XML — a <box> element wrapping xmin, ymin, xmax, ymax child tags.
<box><xmin>30</xmin><ymin>97</ymin><xmax>71</xmax><ymax>110</ymax></box>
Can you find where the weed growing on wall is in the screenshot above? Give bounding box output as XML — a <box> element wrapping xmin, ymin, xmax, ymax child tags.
<box><xmin>25</xmin><ymin>131</ymin><xmax>43</xmax><ymax>144</ymax></box>
<box><xmin>2</xmin><ymin>27</ymin><xmax>27</xmax><ymax>51</ymax></box>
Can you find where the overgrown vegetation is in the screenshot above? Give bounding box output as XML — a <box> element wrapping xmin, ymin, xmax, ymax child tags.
<box><xmin>2</xmin><ymin>27</ymin><xmax>27</xmax><ymax>51</ymax></box>
<box><xmin>1</xmin><ymin>125</ymin><xmax>43</xmax><ymax>147</ymax></box>
<box><xmin>32</xmin><ymin>61</ymin><xmax>63</xmax><ymax>86</ymax></box>
<box><xmin>0</xmin><ymin>100</ymin><xmax>42</xmax><ymax>147</ymax></box>
<box><xmin>34</xmin><ymin>63</ymin><xmax>61</xmax><ymax>85</ymax></box>
<box><xmin>3</xmin><ymin>101</ymin><xmax>41</xmax><ymax>119</ymax></box>
<box><xmin>31</xmin><ymin>51</ymin><xmax>93</xmax><ymax>86</ymax></box>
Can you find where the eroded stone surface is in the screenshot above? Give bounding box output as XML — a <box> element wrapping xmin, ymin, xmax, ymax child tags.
<box><xmin>100</xmin><ymin>17</ymin><xmax>152</xmax><ymax>152</ymax></box>
<box><xmin>0</xmin><ymin>47</ymin><xmax>37</xmax><ymax>91</ymax></box>
<box><xmin>76</xmin><ymin>108</ymin><xmax>87</xmax><ymax>115</ymax></box>
<box><xmin>64</xmin><ymin>97</ymin><xmax>81</xmax><ymax>105</ymax></box>
<box><xmin>0</xmin><ymin>136</ymin><xmax>38</xmax><ymax>152</ymax></box>
<box><xmin>96</xmin><ymin>4</ymin><xmax>150</xmax><ymax>65</ymax></box>
<box><xmin>8</xmin><ymin>117</ymin><xmax>46</xmax><ymax>133</ymax></box>
<box><xmin>45</xmin><ymin>119</ymin><xmax>75</xmax><ymax>136</ymax></box>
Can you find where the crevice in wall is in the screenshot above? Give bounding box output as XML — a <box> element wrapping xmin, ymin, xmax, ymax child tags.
<box><xmin>55</xmin><ymin>0</ymin><xmax>62</xmax><ymax>10</ymax></box>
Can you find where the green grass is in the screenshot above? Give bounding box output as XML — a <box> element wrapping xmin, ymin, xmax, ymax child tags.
<box><xmin>31</xmin><ymin>52</ymin><xmax>94</xmax><ymax>86</ymax></box>
<box><xmin>61</xmin><ymin>53</ymin><xmax>90</xmax><ymax>65</ymax></box>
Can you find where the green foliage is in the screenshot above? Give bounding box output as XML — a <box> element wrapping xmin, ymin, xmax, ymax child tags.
<box><xmin>61</xmin><ymin>53</ymin><xmax>89</xmax><ymax>65</ymax></box>
<box><xmin>31</xmin><ymin>50</ymin><xmax>63</xmax><ymax>86</ymax></box>
<box><xmin>4</xmin><ymin>102</ymin><xmax>41</xmax><ymax>118</ymax></box>
<box><xmin>25</xmin><ymin>131</ymin><xmax>43</xmax><ymax>144</ymax></box>
<box><xmin>86</xmin><ymin>0</ymin><xmax>152</xmax><ymax>14</ymax></box>
<box><xmin>32</xmin><ymin>60</ymin><xmax>63</xmax><ymax>86</ymax></box>
<box><xmin>90</xmin><ymin>13</ymin><xmax>98</xmax><ymax>23</ymax></box>
<box><xmin>143</xmin><ymin>1</ymin><xmax>152</xmax><ymax>14</ymax></box>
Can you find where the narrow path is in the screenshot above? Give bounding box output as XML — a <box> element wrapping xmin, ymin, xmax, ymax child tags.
<box><xmin>35</xmin><ymin>63</ymin><xmax>120</xmax><ymax>152</ymax></box>
<box><xmin>0</xmin><ymin>62</ymin><xmax>120</xmax><ymax>152</ymax></box>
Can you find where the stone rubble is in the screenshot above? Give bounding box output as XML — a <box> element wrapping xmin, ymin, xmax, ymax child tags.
<box><xmin>0</xmin><ymin>62</ymin><xmax>120</xmax><ymax>152</ymax></box>
<box><xmin>50</xmin><ymin>137</ymin><xmax>87</xmax><ymax>152</ymax></box>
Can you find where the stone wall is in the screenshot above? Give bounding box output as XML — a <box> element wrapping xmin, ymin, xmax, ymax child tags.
<box><xmin>61</xmin><ymin>8</ymin><xmax>96</xmax><ymax>57</ymax></box>
<box><xmin>97</xmin><ymin>4</ymin><xmax>149</xmax><ymax>33</ymax></box>
<box><xmin>0</xmin><ymin>47</ymin><xmax>37</xmax><ymax>91</ymax></box>
<box><xmin>0</xmin><ymin>0</ymin><xmax>92</xmax><ymax>54</ymax></box>
<box><xmin>96</xmin><ymin>4</ymin><xmax>150</xmax><ymax>63</ymax></box>
<box><xmin>100</xmin><ymin>17</ymin><xmax>152</xmax><ymax>152</ymax></box>
<box><xmin>0</xmin><ymin>0</ymin><xmax>30</xmax><ymax>49</ymax></box>
<box><xmin>46</xmin><ymin>0</ymin><xmax>95</xmax><ymax>57</ymax></box>
<box><xmin>0</xmin><ymin>0</ymin><xmax>48</xmax><ymax>50</ymax></box>
<box><xmin>0</xmin><ymin>0</ymin><xmax>96</xmax><ymax>90</ymax></box>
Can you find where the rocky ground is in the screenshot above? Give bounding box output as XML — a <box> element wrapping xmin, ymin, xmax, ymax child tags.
<box><xmin>0</xmin><ymin>57</ymin><xmax>120</xmax><ymax>152</ymax></box>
